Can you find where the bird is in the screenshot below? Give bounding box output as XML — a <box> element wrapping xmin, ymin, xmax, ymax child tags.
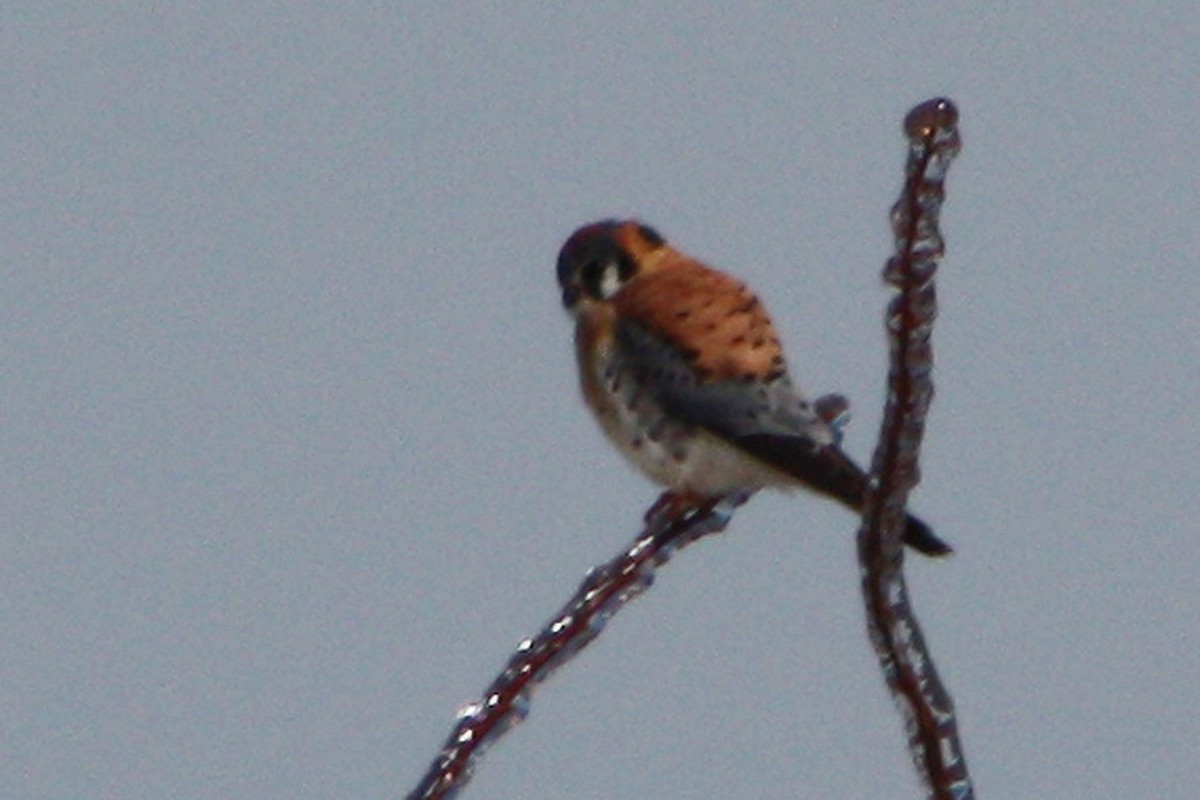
<box><xmin>555</xmin><ymin>218</ymin><xmax>951</xmax><ymax>557</ymax></box>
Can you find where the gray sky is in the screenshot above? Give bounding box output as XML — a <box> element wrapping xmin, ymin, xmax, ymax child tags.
<box><xmin>5</xmin><ymin>4</ymin><xmax>1198</xmax><ymax>798</ymax></box>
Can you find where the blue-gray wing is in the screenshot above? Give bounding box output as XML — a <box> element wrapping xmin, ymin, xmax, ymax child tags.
<box><xmin>615</xmin><ymin>319</ymin><xmax>869</xmax><ymax>507</ymax></box>
<box><xmin>614</xmin><ymin>318</ymin><xmax>955</xmax><ymax>556</ymax></box>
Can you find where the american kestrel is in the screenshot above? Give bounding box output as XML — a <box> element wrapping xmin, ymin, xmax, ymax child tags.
<box><xmin>556</xmin><ymin>219</ymin><xmax>951</xmax><ymax>556</ymax></box>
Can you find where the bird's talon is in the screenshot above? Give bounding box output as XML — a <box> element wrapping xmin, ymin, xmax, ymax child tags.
<box><xmin>644</xmin><ymin>491</ymin><xmax>707</xmax><ymax>528</ymax></box>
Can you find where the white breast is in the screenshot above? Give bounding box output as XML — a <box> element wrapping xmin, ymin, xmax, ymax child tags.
<box><xmin>586</xmin><ymin>353</ymin><xmax>792</xmax><ymax>497</ymax></box>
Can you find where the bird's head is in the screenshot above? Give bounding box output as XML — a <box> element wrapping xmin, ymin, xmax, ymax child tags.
<box><xmin>556</xmin><ymin>219</ymin><xmax>668</xmax><ymax>312</ymax></box>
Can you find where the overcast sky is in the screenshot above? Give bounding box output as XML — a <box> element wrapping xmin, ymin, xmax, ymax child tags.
<box><xmin>5</xmin><ymin>4</ymin><xmax>1199</xmax><ymax>798</ymax></box>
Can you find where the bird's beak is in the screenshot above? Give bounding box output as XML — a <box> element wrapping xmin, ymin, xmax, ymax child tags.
<box><xmin>561</xmin><ymin>284</ymin><xmax>580</xmax><ymax>308</ymax></box>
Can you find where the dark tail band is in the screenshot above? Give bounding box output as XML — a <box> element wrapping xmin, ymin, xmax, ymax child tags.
<box><xmin>903</xmin><ymin>514</ymin><xmax>954</xmax><ymax>557</ymax></box>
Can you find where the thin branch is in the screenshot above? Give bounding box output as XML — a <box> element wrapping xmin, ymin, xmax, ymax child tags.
<box><xmin>406</xmin><ymin>491</ymin><xmax>752</xmax><ymax>800</ymax></box>
<box><xmin>857</xmin><ymin>98</ymin><xmax>969</xmax><ymax>799</ymax></box>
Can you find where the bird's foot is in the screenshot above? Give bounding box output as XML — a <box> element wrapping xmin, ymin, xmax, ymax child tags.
<box><xmin>643</xmin><ymin>490</ymin><xmax>710</xmax><ymax>530</ymax></box>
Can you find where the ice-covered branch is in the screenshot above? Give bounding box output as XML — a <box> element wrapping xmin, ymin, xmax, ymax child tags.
<box><xmin>858</xmin><ymin>97</ymin><xmax>970</xmax><ymax>799</ymax></box>
<box><xmin>406</xmin><ymin>491</ymin><xmax>751</xmax><ymax>800</ymax></box>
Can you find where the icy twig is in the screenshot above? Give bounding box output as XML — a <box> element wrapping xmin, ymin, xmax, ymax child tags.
<box><xmin>858</xmin><ymin>97</ymin><xmax>971</xmax><ymax>799</ymax></box>
<box><xmin>406</xmin><ymin>491</ymin><xmax>751</xmax><ymax>800</ymax></box>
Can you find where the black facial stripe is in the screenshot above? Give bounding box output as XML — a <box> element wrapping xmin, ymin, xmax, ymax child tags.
<box><xmin>581</xmin><ymin>259</ymin><xmax>607</xmax><ymax>298</ymax></box>
<box><xmin>579</xmin><ymin>251</ymin><xmax>638</xmax><ymax>300</ymax></box>
<box><xmin>616</xmin><ymin>251</ymin><xmax>636</xmax><ymax>281</ymax></box>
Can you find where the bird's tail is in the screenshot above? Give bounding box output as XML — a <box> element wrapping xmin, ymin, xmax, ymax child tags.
<box><xmin>902</xmin><ymin>514</ymin><xmax>953</xmax><ymax>557</ymax></box>
<box><xmin>731</xmin><ymin>433</ymin><xmax>952</xmax><ymax>557</ymax></box>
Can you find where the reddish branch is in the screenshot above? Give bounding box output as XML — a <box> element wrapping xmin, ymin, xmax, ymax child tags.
<box><xmin>858</xmin><ymin>98</ymin><xmax>969</xmax><ymax>799</ymax></box>
<box><xmin>405</xmin><ymin>491</ymin><xmax>751</xmax><ymax>800</ymax></box>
